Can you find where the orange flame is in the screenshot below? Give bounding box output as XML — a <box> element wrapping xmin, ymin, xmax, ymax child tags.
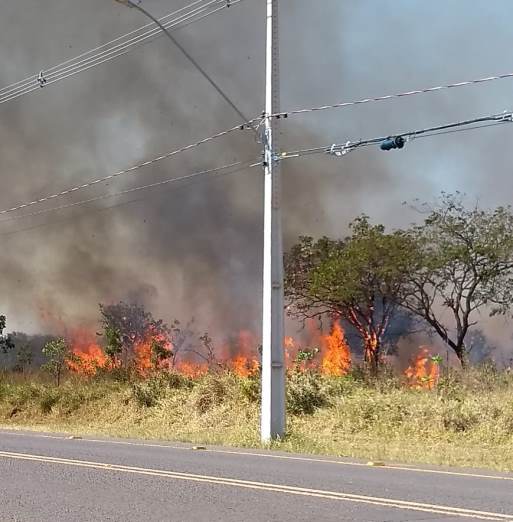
<box><xmin>404</xmin><ymin>347</ymin><xmax>440</xmax><ymax>390</ymax></box>
<box><xmin>66</xmin><ymin>329</ymin><xmax>109</xmax><ymax>376</ymax></box>
<box><xmin>320</xmin><ymin>321</ymin><xmax>351</xmax><ymax>376</ymax></box>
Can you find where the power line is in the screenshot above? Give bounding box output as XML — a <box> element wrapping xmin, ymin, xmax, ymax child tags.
<box><xmin>279</xmin><ymin>111</ymin><xmax>513</xmax><ymax>159</ymax></box>
<box><xmin>0</xmin><ymin>160</ymin><xmax>261</xmax><ymax>226</ymax></box>
<box><xmin>0</xmin><ymin>161</ymin><xmax>260</xmax><ymax>237</ymax></box>
<box><xmin>270</xmin><ymin>72</ymin><xmax>513</xmax><ymax>121</ymax></box>
<box><xmin>0</xmin><ymin>0</ymin><xmax>242</xmax><ymax>106</ymax></box>
<box><xmin>0</xmin><ymin>119</ymin><xmax>260</xmax><ymax>216</ymax></box>
<box><xmin>116</xmin><ymin>0</ymin><xmax>253</xmax><ymax>130</ymax></box>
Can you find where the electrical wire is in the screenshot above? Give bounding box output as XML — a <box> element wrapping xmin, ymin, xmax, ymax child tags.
<box><xmin>279</xmin><ymin>111</ymin><xmax>513</xmax><ymax>159</ymax></box>
<box><xmin>0</xmin><ymin>0</ymin><xmax>243</xmax><ymax>106</ymax></box>
<box><xmin>119</xmin><ymin>0</ymin><xmax>253</xmax><ymax>131</ymax></box>
<box><xmin>0</xmin><ymin>160</ymin><xmax>260</xmax><ymax>237</ymax></box>
<box><xmin>0</xmin><ymin>160</ymin><xmax>261</xmax><ymax>225</ymax></box>
<box><xmin>0</xmin><ymin>118</ymin><xmax>261</xmax><ymax>217</ymax></box>
<box><xmin>270</xmin><ymin>72</ymin><xmax>513</xmax><ymax>121</ymax></box>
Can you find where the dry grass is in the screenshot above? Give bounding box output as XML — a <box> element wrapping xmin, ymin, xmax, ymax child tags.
<box><xmin>1</xmin><ymin>366</ymin><xmax>513</xmax><ymax>471</ymax></box>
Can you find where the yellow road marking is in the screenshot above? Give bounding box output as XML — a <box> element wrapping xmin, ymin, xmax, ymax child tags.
<box><xmin>1</xmin><ymin>429</ymin><xmax>513</xmax><ymax>483</ymax></box>
<box><xmin>0</xmin><ymin>450</ymin><xmax>511</xmax><ymax>520</ymax></box>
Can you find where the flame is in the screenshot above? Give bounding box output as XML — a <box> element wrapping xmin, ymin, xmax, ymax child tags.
<box><xmin>175</xmin><ymin>361</ymin><xmax>208</xmax><ymax>378</ymax></box>
<box><xmin>404</xmin><ymin>347</ymin><xmax>440</xmax><ymax>390</ymax></box>
<box><xmin>230</xmin><ymin>356</ymin><xmax>259</xmax><ymax>377</ymax></box>
<box><xmin>66</xmin><ymin>328</ymin><xmax>109</xmax><ymax>376</ymax></box>
<box><xmin>134</xmin><ymin>335</ymin><xmax>173</xmax><ymax>377</ymax></box>
<box><xmin>320</xmin><ymin>321</ymin><xmax>351</xmax><ymax>376</ymax></box>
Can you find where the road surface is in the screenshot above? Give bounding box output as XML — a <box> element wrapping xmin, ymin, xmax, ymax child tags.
<box><xmin>0</xmin><ymin>429</ymin><xmax>513</xmax><ymax>521</ymax></box>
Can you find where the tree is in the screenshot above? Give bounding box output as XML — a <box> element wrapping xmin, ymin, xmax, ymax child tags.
<box><xmin>99</xmin><ymin>302</ymin><xmax>171</xmax><ymax>367</ymax></box>
<box><xmin>284</xmin><ymin>216</ymin><xmax>415</xmax><ymax>372</ymax></box>
<box><xmin>402</xmin><ymin>194</ymin><xmax>513</xmax><ymax>367</ymax></box>
<box><xmin>0</xmin><ymin>315</ymin><xmax>14</xmax><ymax>354</ymax></box>
<box><xmin>42</xmin><ymin>338</ymin><xmax>72</xmax><ymax>386</ymax></box>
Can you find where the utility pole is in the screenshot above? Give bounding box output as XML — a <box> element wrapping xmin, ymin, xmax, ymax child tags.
<box><xmin>261</xmin><ymin>0</ymin><xmax>285</xmax><ymax>441</ymax></box>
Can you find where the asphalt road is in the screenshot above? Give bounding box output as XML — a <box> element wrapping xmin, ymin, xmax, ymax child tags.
<box><xmin>1</xmin><ymin>430</ymin><xmax>513</xmax><ymax>521</ymax></box>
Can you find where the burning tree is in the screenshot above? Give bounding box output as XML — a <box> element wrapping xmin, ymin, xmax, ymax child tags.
<box><xmin>99</xmin><ymin>302</ymin><xmax>172</xmax><ymax>368</ymax></box>
<box><xmin>402</xmin><ymin>194</ymin><xmax>513</xmax><ymax>367</ymax></box>
<box><xmin>285</xmin><ymin>217</ymin><xmax>415</xmax><ymax>373</ymax></box>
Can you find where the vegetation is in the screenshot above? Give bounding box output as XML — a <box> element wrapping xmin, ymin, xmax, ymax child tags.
<box><xmin>2</xmin><ymin>366</ymin><xmax>513</xmax><ymax>471</ymax></box>
<box><xmin>3</xmin><ymin>194</ymin><xmax>513</xmax><ymax>471</ymax></box>
<box><xmin>0</xmin><ymin>316</ymin><xmax>14</xmax><ymax>355</ymax></box>
<box><xmin>285</xmin><ymin>194</ymin><xmax>513</xmax><ymax>369</ymax></box>
<box><xmin>402</xmin><ymin>193</ymin><xmax>513</xmax><ymax>366</ymax></box>
<box><xmin>285</xmin><ymin>216</ymin><xmax>415</xmax><ymax>372</ymax></box>
<box><xmin>41</xmin><ymin>339</ymin><xmax>73</xmax><ymax>387</ymax></box>
<box><xmin>99</xmin><ymin>301</ymin><xmax>171</xmax><ymax>367</ymax></box>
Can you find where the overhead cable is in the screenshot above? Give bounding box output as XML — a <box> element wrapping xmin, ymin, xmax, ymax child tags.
<box><xmin>0</xmin><ymin>118</ymin><xmax>260</xmax><ymax>217</ymax></box>
<box><xmin>270</xmin><ymin>72</ymin><xmax>513</xmax><ymax>121</ymax></box>
<box><xmin>0</xmin><ymin>0</ymin><xmax>242</xmax><ymax>106</ymax></box>
<box><xmin>279</xmin><ymin>111</ymin><xmax>513</xmax><ymax>160</ymax></box>
<box><xmin>117</xmin><ymin>0</ymin><xmax>254</xmax><ymax>130</ymax></box>
<box><xmin>0</xmin><ymin>160</ymin><xmax>261</xmax><ymax>225</ymax></box>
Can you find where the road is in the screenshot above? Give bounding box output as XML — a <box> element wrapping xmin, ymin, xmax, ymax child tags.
<box><xmin>1</xmin><ymin>430</ymin><xmax>513</xmax><ymax>521</ymax></box>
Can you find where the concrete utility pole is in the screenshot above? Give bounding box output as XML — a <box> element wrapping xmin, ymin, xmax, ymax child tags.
<box><xmin>261</xmin><ymin>0</ymin><xmax>285</xmax><ymax>441</ymax></box>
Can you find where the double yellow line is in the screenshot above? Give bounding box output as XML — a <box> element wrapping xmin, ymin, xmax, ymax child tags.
<box><xmin>0</xmin><ymin>450</ymin><xmax>512</xmax><ymax>520</ymax></box>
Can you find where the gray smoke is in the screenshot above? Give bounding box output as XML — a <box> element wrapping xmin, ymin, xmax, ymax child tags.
<box><xmin>1</xmin><ymin>0</ymin><xmax>513</xmax><ymax>350</ymax></box>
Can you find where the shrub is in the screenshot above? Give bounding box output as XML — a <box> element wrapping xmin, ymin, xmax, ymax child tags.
<box><xmin>287</xmin><ymin>370</ymin><xmax>328</xmax><ymax>415</ymax></box>
<box><xmin>192</xmin><ymin>374</ymin><xmax>229</xmax><ymax>414</ymax></box>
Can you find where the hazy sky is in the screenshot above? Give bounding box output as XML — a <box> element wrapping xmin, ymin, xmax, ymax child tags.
<box><xmin>1</xmin><ymin>0</ymin><xmax>513</xmax><ymax>348</ymax></box>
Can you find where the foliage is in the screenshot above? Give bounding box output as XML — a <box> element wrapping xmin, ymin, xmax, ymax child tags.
<box><xmin>403</xmin><ymin>193</ymin><xmax>513</xmax><ymax>366</ymax></box>
<box><xmin>42</xmin><ymin>338</ymin><xmax>73</xmax><ymax>386</ymax></box>
<box><xmin>285</xmin><ymin>216</ymin><xmax>416</xmax><ymax>372</ymax></box>
<box><xmin>286</xmin><ymin>370</ymin><xmax>329</xmax><ymax>415</ymax></box>
<box><xmin>0</xmin><ymin>316</ymin><xmax>14</xmax><ymax>355</ymax></box>
<box><xmin>99</xmin><ymin>302</ymin><xmax>171</xmax><ymax>366</ymax></box>
<box><xmin>103</xmin><ymin>325</ymin><xmax>123</xmax><ymax>362</ymax></box>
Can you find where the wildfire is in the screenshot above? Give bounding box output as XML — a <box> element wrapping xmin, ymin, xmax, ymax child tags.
<box><xmin>64</xmin><ymin>318</ymin><xmax>353</xmax><ymax>380</ymax></box>
<box><xmin>320</xmin><ymin>321</ymin><xmax>351</xmax><ymax>376</ymax></box>
<box><xmin>230</xmin><ymin>356</ymin><xmax>259</xmax><ymax>377</ymax></box>
<box><xmin>404</xmin><ymin>347</ymin><xmax>440</xmax><ymax>390</ymax></box>
<box><xmin>66</xmin><ymin>329</ymin><xmax>109</xmax><ymax>376</ymax></box>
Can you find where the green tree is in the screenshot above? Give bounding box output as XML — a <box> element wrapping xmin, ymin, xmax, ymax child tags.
<box><xmin>403</xmin><ymin>194</ymin><xmax>513</xmax><ymax>367</ymax></box>
<box><xmin>0</xmin><ymin>315</ymin><xmax>14</xmax><ymax>354</ymax></box>
<box><xmin>285</xmin><ymin>216</ymin><xmax>415</xmax><ymax>372</ymax></box>
<box><xmin>42</xmin><ymin>338</ymin><xmax>72</xmax><ymax>386</ymax></box>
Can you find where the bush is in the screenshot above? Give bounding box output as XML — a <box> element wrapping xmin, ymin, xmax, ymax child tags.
<box><xmin>287</xmin><ymin>370</ymin><xmax>328</xmax><ymax>415</ymax></box>
<box><xmin>131</xmin><ymin>378</ymin><xmax>164</xmax><ymax>408</ymax></box>
<box><xmin>192</xmin><ymin>374</ymin><xmax>229</xmax><ymax>414</ymax></box>
<box><xmin>39</xmin><ymin>389</ymin><xmax>60</xmax><ymax>414</ymax></box>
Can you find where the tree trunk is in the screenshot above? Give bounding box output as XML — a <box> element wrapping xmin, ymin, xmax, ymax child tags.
<box><xmin>454</xmin><ymin>344</ymin><xmax>468</xmax><ymax>369</ymax></box>
<box><xmin>363</xmin><ymin>332</ymin><xmax>380</xmax><ymax>375</ymax></box>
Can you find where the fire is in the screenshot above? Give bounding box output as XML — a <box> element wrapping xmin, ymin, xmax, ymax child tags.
<box><xmin>230</xmin><ymin>356</ymin><xmax>259</xmax><ymax>377</ymax></box>
<box><xmin>63</xmin><ymin>317</ymin><xmax>353</xmax><ymax>380</ymax></box>
<box><xmin>175</xmin><ymin>361</ymin><xmax>208</xmax><ymax>378</ymax></box>
<box><xmin>320</xmin><ymin>321</ymin><xmax>351</xmax><ymax>376</ymax></box>
<box><xmin>404</xmin><ymin>347</ymin><xmax>440</xmax><ymax>390</ymax></box>
<box><xmin>66</xmin><ymin>329</ymin><xmax>109</xmax><ymax>376</ymax></box>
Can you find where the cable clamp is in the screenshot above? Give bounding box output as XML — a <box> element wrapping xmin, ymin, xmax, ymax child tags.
<box><xmin>37</xmin><ymin>71</ymin><xmax>47</xmax><ymax>88</ymax></box>
<box><xmin>328</xmin><ymin>141</ymin><xmax>352</xmax><ymax>157</ymax></box>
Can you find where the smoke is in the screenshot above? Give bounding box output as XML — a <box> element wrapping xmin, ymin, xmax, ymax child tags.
<box><xmin>1</xmin><ymin>0</ymin><xmax>513</xmax><ymax>348</ymax></box>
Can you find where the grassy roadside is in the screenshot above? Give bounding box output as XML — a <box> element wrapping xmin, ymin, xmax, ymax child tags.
<box><xmin>1</xmin><ymin>368</ymin><xmax>513</xmax><ymax>471</ymax></box>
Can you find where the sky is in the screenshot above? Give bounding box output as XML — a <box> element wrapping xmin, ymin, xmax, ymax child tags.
<box><xmin>1</xmin><ymin>0</ymin><xmax>513</xmax><ymax>350</ymax></box>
